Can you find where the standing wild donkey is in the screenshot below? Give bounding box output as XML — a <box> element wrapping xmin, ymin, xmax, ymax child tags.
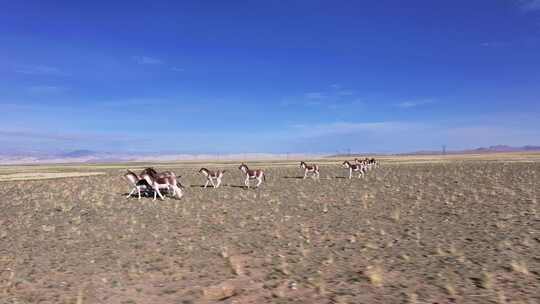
<box><xmin>342</xmin><ymin>161</ymin><xmax>366</xmax><ymax>179</ymax></box>
<box><xmin>238</xmin><ymin>163</ymin><xmax>265</xmax><ymax>188</ymax></box>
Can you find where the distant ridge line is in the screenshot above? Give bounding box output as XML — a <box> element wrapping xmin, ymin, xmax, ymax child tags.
<box><xmin>327</xmin><ymin>145</ymin><xmax>540</xmax><ymax>158</ymax></box>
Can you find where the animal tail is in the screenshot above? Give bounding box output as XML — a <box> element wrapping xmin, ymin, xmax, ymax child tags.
<box><xmin>263</xmin><ymin>172</ymin><xmax>266</xmax><ymax>181</ymax></box>
<box><xmin>177</xmin><ymin>181</ymin><xmax>185</xmax><ymax>189</ymax></box>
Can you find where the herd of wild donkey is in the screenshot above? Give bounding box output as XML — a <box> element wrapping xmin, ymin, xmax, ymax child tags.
<box><xmin>123</xmin><ymin>158</ymin><xmax>380</xmax><ymax>200</ymax></box>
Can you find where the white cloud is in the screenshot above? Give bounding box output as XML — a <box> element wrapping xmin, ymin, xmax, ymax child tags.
<box><xmin>519</xmin><ymin>0</ymin><xmax>540</xmax><ymax>11</ymax></box>
<box><xmin>132</xmin><ymin>56</ymin><xmax>163</xmax><ymax>65</ymax></box>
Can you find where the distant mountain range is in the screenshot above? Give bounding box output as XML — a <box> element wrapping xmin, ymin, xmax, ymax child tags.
<box><xmin>399</xmin><ymin>145</ymin><xmax>540</xmax><ymax>156</ymax></box>
<box><xmin>325</xmin><ymin>145</ymin><xmax>540</xmax><ymax>158</ymax></box>
<box><xmin>0</xmin><ymin>145</ymin><xmax>538</xmax><ymax>165</ymax></box>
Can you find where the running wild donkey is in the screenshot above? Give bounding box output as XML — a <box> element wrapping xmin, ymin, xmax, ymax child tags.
<box><xmin>238</xmin><ymin>163</ymin><xmax>265</xmax><ymax>188</ymax></box>
<box><xmin>300</xmin><ymin>161</ymin><xmax>320</xmax><ymax>179</ymax></box>
<box><xmin>139</xmin><ymin>168</ymin><xmax>184</xmax><ymax>200</ymax></box>
<box><xmin>123</xmin><ymin>169</ymin><xmax>151</xmax><ymax>199</ymax></box>
<box><xmin>198</xmin><ymin>168</ymin><xmax>226</xmax><ymax>188</ymax></box>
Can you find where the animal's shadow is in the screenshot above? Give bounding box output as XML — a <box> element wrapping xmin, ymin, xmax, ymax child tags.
<box><xmin>190</xmin><ymin>183</ymin><xmax>230</xmax><ymax>188</ymax></box>
<box><xmin>123</xmin><ymin>188</ymin><xmax>180</xmax><ymax>199</ymax></box>
<box><xmin>228</xmin><ymin>184</ymin><xmax>264</xmax><ymax>190</ymax></box>
<box><xmin>122</xmin><ymin>192</ymin><xmax>153</xmax><ymax>198</ymax></box>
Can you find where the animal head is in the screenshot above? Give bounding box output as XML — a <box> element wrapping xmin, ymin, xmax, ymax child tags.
<box><xmin>141</xmin><ymin>167</ymin><xmax>159</xmax><ymax>178</ymax></box>
<box><xmin>199</xmin><ymin>168</ymin><xmax>209</xmax><ymax>175</ymax></box>
<box><xmin>238</xmin><ymin>163</ymin><xmax>248</xmax><ymax>171</ymax></box>
<box><xmin>300</xmin><ymin>161</ymin><xmax>306</xmax><ymax>168</ymax></box>
<box><xmin>123</xmin><ymin>170</ymin><xmax>139</xmax><ymax>184</ymax></box>
<box><xmin>342</xmin><ymin>161</ymin><xmax>351</xmax><ymax>168</ymax></box>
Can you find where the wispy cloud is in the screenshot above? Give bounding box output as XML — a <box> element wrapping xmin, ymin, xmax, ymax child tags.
<box><xmin>337</xmin><ymin>89</ymin><xmax>355</xmax><ymax>96</ymax></box>
<box><xmin>304</xmin><ymin>92</ymin><xmax>326</xmax><ymax>100</ymax></box>
<box><xmin>480</xmin><ymin>41</ymin><xmax>506</xmax><ymax>48</ymax></box>
<box><xmin>291</xmin><ymin>121</ymin><xmax>421</xmax><ymax>137</ymax></box>
<box><xmin>282</xmin><ymin>85</ymin><xmax>364</xmax><ymax>109</ymax></box>
<box><xmin>0</xmin><ymin>129</ymin><xmax>85</xmax><ymax>141</ymax></box>
<box><xmin>519</xmin><ymin>0</ymin><xmax>540</xmax><ymax>11</ymax></box>
<box><xmin>132</xmin><ymin>56</ymin><xmax>163</xmax><ymax>65</ymax></box>
<box><xmin>285</xmin><ymin>118</ymin><xmax>539</xmax><ymax>153</ymax></box>
<box><xmin>27</xmin><ymin>85</ymin><xmax>68</xmax><ymax>94</ymax></box>
<box><xmin>396</xmin><ymin>99</ymin><xmax>434</xmax><ymax>108</ymax></box>
<box><xmin>15</xmin><ymin>65</ymin><xmax>67</xmax><ymax>76</ymax></box>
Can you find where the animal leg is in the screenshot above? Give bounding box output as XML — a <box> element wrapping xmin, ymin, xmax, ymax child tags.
<box><xmin>204</xmin><ymin>180</ymin><xmax>209</xmax><ymax>188</ymax></box>
<box><xmin>256</xmin><ymin>177</ymin><xmax>263</xmax><ymax>187</ymax></box>
<box><xmin>245</xmin><ymin>176</ymin><xmax>250</xmax><ymax>188</ymax></box>
<box><xmin>209</xmin><ymin>178</ymin><xmax>216</xmax><ymax>188</ymax></box>
<box><xmin>127</xmin><ymin>187</ymin><xmax>137</xmax><ymax>198</ymax></box>
<box><xmin>216</xmin><ymin>177</ymin><xmax>222</xmax><ymax>188</ymax></box>
<box><xmin>303</xmin><ymin>171</ymin><xmax>308</xmax><ymax>179</ymax></box>
<box><xmin>154</xmin><ymin>184</ymin><xmax>165</xmax><ymax>201</ymax></box>
<box><xmin>174</xmin><ymin>185</ymin><xmax>183</xmax><ymax>198</ymax></box>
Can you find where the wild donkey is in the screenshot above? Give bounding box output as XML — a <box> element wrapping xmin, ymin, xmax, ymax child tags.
<box><xmin>355</xmin><ymin>157</ymin><xmax>380</xmax><ymax>171</ymax></box>
<box><xmin>199</xmin><ymin>168</ymin><xmax>226</xmax><ymax>188</ymax></box>
<box><xmin>123</xmin><ymin>169</ymin><xmax>151</xmax><ymax>199</ymax></box>
<box><xmin>342</xmin><ymin>161</ymin><xmax>366</xmax><ymax>179</ymax></box>
<box><xmin>139</xmin><ymin>168</ymin><xmax>184</xmax><ymax>200</ymax></box>
<box><xmin>238</xmin><ymin>163</ymin><xmax>265</xmax><ymax>188</ymax></box>
<box><xmin>300</xmin><ymin>161</ymin><xmax>320</xmax><ymax>179</ymax></box>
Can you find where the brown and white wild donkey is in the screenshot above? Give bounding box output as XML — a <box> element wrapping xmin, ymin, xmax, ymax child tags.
<box><xmin>199</xmin><ymin>168</ymin><xmax>226</xmax><ymax>188</ymax></box>
<box><xmin>300</xmin><ymin>161</ymin><xmax>320</xmax><ymax>179</ymax></box>
<box><xmin>238</xmin><ymin>163</ymin><xmax>265</xmax><ymax>188</ymax></box>
<box><xmin>139</xmin><ymin>168</ymin><xmax>184</xmax><ymax>200</ymax></box>
<box><xmin>355</xmin><ymin>158</ymin><xmax>379</xmax><ymax>171</ymax></box>
<box><xmin>123</xmin><ymin>169</ymin><xmax>151</xmax><ymax>199</ymax></box>
<box><xmin>342</xmin><ymin>160</ymin><xmax>366</xmax><ymax>179</ymax></box>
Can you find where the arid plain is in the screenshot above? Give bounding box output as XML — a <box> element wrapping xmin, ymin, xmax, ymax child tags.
<box><xmin>1</xmin><ymin>153</ymin><xmax>539</xmax><ymax>304</ymax></box>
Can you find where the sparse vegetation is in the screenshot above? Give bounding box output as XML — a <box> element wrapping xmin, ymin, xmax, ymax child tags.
<box><xmin>0</xmin><ymin>157</ymin><xmax>539</xmax><ymax>303</ymax></box>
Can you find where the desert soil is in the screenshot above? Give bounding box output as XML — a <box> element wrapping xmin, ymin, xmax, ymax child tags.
<box><xmin>0</xmin><ymin>160</ymin><xmax>539</xmax><ymax>303</ymax></box>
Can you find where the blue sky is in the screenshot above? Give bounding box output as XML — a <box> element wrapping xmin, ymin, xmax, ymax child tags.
<box><xmin>1</xmin><ymin>0</ymin><xmax>539</xmax><ymax>154</ymax></box>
